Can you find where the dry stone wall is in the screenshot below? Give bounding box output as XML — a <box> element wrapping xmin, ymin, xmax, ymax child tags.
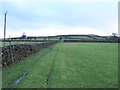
<box><xmin>1</xmin><ymin>41</ymin><xmax>58</xmax><ymax>67</ymax></box>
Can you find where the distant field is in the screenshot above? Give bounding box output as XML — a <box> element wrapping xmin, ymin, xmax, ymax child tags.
<box><xmin>2</xmin><ymin>42</ymin><xmax>118</xmax><ymax>88</ymax></box>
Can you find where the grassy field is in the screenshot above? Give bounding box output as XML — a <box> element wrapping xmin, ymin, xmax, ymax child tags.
<box><xmin>2</xmin><ymin>42</ymin><xmax>118</xmax><ymax>88</ymax></box>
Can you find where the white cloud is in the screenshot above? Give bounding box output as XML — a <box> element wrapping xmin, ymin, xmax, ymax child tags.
<box><xmin>1</xmin><ymin>2</ymin><xmax>118</xmax><ymax>38</ymax></box>
<box><xmin>0</xmin><ymin>24</ymin><xmax>112</xmax><ymax>38</ymax></box>
<box><xmin>22</xmin><ymin>26</ymin><xmax>113</xmax><ymax>36</ymax></box>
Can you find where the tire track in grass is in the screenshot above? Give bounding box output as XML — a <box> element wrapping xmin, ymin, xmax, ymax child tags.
<box><xmin>15</xmin><ymin>46</ymin><xmax>55</xmax><ymax>88</ymax></box>
<box><xmin>45</xmin><ymin>46</ymin><xmax>58</xmax><ymax>88</ymax></box>
<box><xmin>4</xmin><ymin>46</ymin><xmax>54</xmax><ymax>88</ymax></box>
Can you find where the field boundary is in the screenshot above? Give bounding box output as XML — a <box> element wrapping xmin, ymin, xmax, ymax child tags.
<box><xmin>1</xmin><ymin>41</ymin><xmax>59</xmax><ymax>67</ymax></box>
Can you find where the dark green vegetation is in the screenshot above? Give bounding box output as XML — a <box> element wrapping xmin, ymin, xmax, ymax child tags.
<box><xmin>1</xmin><ymin>34</ymin><xmax>119</xmax><ymax>47</ymax></box>
<box><xmin>2</xmin><ymin>43</ymin><xmax>118</xmax><ymax>88</ymax></box>
<box><xmin>0</xmin><ymin>41</ymin><xmax>45</xmax><ymax>47</ymax></box>
<box><xmin>0</xmin><ymin>69</ymin><xmax>2</xmax><ymax>90</ymax></box>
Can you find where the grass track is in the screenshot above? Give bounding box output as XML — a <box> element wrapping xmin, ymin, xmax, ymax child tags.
<box><xmin>2</xmin><ymin>43</ymin><xmax>118</xmax><ymax>88</ymax></box>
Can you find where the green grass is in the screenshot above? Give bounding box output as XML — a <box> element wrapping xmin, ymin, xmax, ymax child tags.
<box><xmin>2</xmin><ymin>43</ymin><xmax>118</xmax><ymax>88</ymax></box>
<box><xmin>66</xmin><ymin>36</ymin><xmax>106</xmax><ymax>40</ymax></box>
<box><xmin>2</xmin><ymin>46</ymin><xmax>53</xmax><ymax>88</ymax></box>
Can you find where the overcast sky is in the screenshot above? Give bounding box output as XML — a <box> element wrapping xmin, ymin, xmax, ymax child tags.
<box><xmin>0</xmin><ymin>0</ymin><xmax>119</xmax><ymax>38</ymax></box>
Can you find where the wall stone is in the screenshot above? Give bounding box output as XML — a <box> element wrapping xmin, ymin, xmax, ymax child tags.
<box><xmin>1</xmin><ymin>41</ymin><xmax>58</xmax><ymax>67</ymax></box>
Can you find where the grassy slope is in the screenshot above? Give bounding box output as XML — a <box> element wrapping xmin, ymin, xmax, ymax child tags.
<box><xmin>2</xmin><ymin>43</ymin><xmax>118</xmax><ymax>88</ymax></box>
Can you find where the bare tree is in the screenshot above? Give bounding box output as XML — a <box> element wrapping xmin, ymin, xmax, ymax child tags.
<box><xmin>112</xmin><ymin>33</ymin><xmax>117</xmax><ymax>36</ymax></box>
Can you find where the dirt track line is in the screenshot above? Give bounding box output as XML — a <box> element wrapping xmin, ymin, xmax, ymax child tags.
<box><xmin>46</xmin><ymin>49</ymin><xmax>57</xmax><ymax>88</ymax></box>
<box><xmin>5</xmin><ymin>46</ymin><xmax>54</xmax><ymax>88</ymax></box>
